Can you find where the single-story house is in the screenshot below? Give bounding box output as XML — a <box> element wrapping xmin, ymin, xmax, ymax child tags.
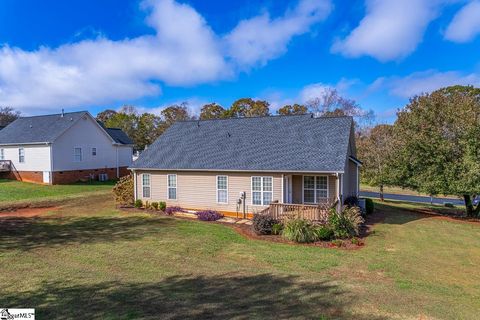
<box><xmin>0</xmin><ymin>111</ymin><xmax>133</xmax><ymax>184</ymax></box>
<box><xmin>130</xmin><ymin>114</ymin><xmax>361</xmax><ymax>217</ymax></box>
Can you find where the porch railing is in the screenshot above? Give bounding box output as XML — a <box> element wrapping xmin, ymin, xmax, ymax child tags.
<box><xmin>0</xmin><ymin>160</ymin><xmax>11</xmax><ymax>172</ymax></box>
<box><xmin>258</xmin><ymin>199</ymin><xmax>338</xmax><ymax>223</ymax></box>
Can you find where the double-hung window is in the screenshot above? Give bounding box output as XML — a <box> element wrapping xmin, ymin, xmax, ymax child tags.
<box><xmin>0</xmin><ymin>149</ymin><xmax>4</xmax><ymax>160</ymax></box>
<box><xmin>167</xmin><ymin>174</ymin><xmax>177</xmax><ymax>200</ymax></box>
<box><xmin>142</xmin><ymin>174</ymin><xmax>151</xmax><ymax>198</ymax></box>
<box><xmin>18</xmin><ymin>148</ymin><xmax>25</xmax><ymax>163</ymax></box>
<box><xmin>303</xmin><ymin>176</ymin><xmax>328</xmax><ymax>203</ymax></box>
<box><xmin>217</xmin><ymin>175</ymin><xmax>228</xmax><ymax>203</ymax></box>
<box><xmin>92</xmin><ymin>148</ymin><xmax>97</xmax><ymax>156</ymax></box>
<box><xmin>252</xmin><ymin>176</ymin><xmax>273</xmax><ymax>205</ymax></box>
<box><xmin>74</xmin><ymin>147</ymin><xmax>82</xmax><ymax>162</ymax></box>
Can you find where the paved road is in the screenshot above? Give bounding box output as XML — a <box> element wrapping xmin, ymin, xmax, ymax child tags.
<box><xmin>359</xmin><ymin>191</ymin><xmax>465</xmax><ymax>206</ymax></box>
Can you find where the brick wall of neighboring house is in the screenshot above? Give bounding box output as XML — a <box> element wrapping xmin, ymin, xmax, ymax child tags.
<box><xmin>0</xmin><ymin>167</ymin><xmax>130</xmax><ymax>185</ymax></box>
<box><xmin>0</xmin><ymin>170</ymin><xmax>44</xmax><ymax>184</ymax></box>
<box><xmin>52</xmin><ymin>167</ymin><xmax>130</xmax><ymax>184</ymax></box>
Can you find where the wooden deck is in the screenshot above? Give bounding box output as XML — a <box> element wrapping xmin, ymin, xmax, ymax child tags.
<box><xmin>258</xmin><ymin>200</ymin><xmax>337</xmax><ymax>223</ymax></box>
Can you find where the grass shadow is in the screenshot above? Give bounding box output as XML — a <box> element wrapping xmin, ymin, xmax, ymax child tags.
<box><xmin>0</xmin><ymin>215</ymin><xmax>174</xmax><ymax>251</ymax></box>
<box><xmin>0</xmin><ymin>274</ymin><xmax>384</xmax><ymax>319</ymax></box>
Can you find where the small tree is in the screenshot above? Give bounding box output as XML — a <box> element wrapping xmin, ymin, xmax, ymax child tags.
<box><xmin>113</xmin><ymin>175</ymin><xmax>134</xmax><ymax>206</ymax></box>
<box><xmin>357</xmin><ymin>124</ymin><xmax>395</xmax><ymax>201</ymax></box>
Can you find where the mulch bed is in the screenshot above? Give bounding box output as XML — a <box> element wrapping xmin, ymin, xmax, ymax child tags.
<box><xmin>231</xmin><ymin>223</ymin><xmax>365</xmax><ymax>250</ymax></box>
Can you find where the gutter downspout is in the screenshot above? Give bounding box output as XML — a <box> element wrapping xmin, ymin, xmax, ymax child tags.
<box><xmin>133</xmin><ymin>169</ymin><xmax>137</xmax><ymax>201</ymax></box>
<box><xmin>356</xmin><ymin>163</ymin><xmax>360</xmax><ymax>198</ymax></box>
<box><xmin>336</xmin><ymin>173</ymin><xmax>343</xmax><ymax>213</ymax></box>
<box><xmin>48</xmin><ymin>143</ymin><xmax>53</xmax><ymax>185</ymax></box>
<box><xmin>115</xmin><ymin>145</ymin><xmax>119</xmax><ymax>179</ymax></box>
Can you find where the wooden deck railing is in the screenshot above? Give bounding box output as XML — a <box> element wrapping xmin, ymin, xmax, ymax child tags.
<box><xmin>258</xmin><ymin>200</ymin><xmax>337</xmax><ymax>223</ymax></box>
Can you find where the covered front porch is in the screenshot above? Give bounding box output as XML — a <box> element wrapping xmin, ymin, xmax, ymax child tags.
<box><xmin>280</xmin><ymin>173</ymin><xmax>342</xmax><ymax>206</ymax></box>
<box><xmin>256</xmin><ymin>173</ymin><xmax>346</xmax><ymax>222</ymax></box>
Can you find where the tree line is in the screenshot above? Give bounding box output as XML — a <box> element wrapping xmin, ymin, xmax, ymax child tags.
<box><xmin>358</xmin><ymin>85</ymin><xmax>480</xmax><ymax>217</ymax></box>
<box><xmin>95</xmin><ymin>88</ymin><xmax>373</xmax><ymax>151</ymax></box>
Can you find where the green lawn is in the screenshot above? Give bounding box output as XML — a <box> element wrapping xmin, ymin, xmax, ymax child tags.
<box><xmin>0</xmin><ymin>179</ymin><xmax>114</xmax><ymax>206</ymax></box>
<box><xmin>0</xmin><ymin>193</ymin><xmax>479</xmax><ymax>319</ymax></box>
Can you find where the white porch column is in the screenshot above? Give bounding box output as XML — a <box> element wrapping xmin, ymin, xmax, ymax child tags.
<box><xmin>281</xmin><ymin>174</ymin><xmax>284</xmax><ymax>203</ymax></box>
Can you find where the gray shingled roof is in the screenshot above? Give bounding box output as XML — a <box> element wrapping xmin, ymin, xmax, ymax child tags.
<box><xmin>106</xmin><ymin>128</ymin><xmax>134</xmax><ymax>145</ymax></box>
<box><xmin>132</xmin><ymin>115</ymin><xmax>353</xmax><ymax>172</ymax></box>
<box><xmin>0</xmin><ymin>111</ymin><xmax>132</xmax><ymax>145</ymax></box>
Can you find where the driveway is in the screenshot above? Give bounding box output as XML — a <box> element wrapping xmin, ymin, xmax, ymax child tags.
<box><xmin>359</xmin><ymin>191</ymin><xmax>465</xmax><ymax>206</ymax></box>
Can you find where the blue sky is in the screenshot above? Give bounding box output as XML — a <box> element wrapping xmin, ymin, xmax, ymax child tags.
<box><xmin>0</xmin><ymin>0</ymin><xmax>479</xmax><ymax>122</ymax></box>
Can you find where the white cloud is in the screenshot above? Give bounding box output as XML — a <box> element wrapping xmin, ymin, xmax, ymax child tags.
<box><xmin>224</xmin><ymin>0</ymin><xmax>332</xmax><ymax>67</ymax></box>
<box><xmin>332</xmin><ymin>0</ymin><xmax>442</xmax><ymax>61</ymax></box>
<box><xmin>0</xmin><ymin>0</ymin><xmax>229</xmax><ymax>112</ymax></box>
<box><xmin>371</xmin><ymin>69</ymin><xmax>480</xmax><ymax>98</ymax></box>
<box><xmin>0</xmin><ymin>0</ymin><xmax>331</xmax><ymax>112</ymax></box>
<box><xmin>445</xmin><ymin>0</ymin><xmax>480</xmax><ymax>42</ymax></box>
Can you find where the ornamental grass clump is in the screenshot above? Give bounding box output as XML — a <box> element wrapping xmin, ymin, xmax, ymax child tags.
<box><xmin>282</xmin><ymin>218</ymin><xmax>318</xmax><ymax>243</ymax></box>
<box><xmin>196</xmin><ymin>210</ymin><xmax>223</xmax><ymax>221</ymax></box>
<box><xmin>328</xmin><ymin>206</ymin><xmax>364</xmax><ymax>239</ymax></box>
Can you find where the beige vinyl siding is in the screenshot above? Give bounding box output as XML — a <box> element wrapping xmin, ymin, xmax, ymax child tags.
<box><xmin>135</xmin><ymin>171</ymin><xmax>282</xmax><ymax>213</ymax></box>
<box><xmin>343</xmin><ymin>159</ymin><xmax>358</xmax><ymax>198</ymax></box>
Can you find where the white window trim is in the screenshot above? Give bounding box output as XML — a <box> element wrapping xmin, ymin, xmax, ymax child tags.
<box><xmin>302</xmin><ymin>175</ymin><xmax>329</xmax><ymax>204</ymax></box>
<box><xmin>18</xmin><ymin>147</ymin><xmax>25</xmax><ymax>163</ymax></box>
<box><xmin>142</xmin><ymin>173</ymin><xmax>151</xmax><ymax>198</ymax></box>
<box><xmin>73</xmin><ymin>147</ymin><xmax>82</xmax><ymax>162</ymax></box>
<box><xmin>167</xmin><ymin>174</ymin><xmax>177</xmax><ymax>200</ymax></box>
<box><xmin>92</xmin><ymin>147</ymin><xmax>97</xmax><ymax>156</ymax></box>
<box><xmin>251</xmin><ymin>176</ymin><xmax>274</xmax><ymax>206</ymax></box>
<box><xmin>216</xmin><ymin>175</ymin><xmax>228</xmax><ymax>204</ymax></box>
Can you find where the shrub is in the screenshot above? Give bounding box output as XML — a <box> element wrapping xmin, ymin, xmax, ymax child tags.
<box><xmin>145</xmin><ymin>200</ymin><xmax>150</xmax><ymax>209</ymax></box>
<box><xmin>344</xmin><ymin>196</ymin><xmax>359</xmax><ymax>207</ymax></box>
<box><xmin>365</xmin><ymin>198</ymin><xmax>374</xmax><ymax>215</ymax></box>
<box><xmin>271</xmin><ymin>223</ymin><xmax>283</xmax><ymax>235</ymax></box>
<box><xmin>159</xmin><ymin>201</ymin><xmax>167</xmax><ymax>211</ymax></box>
<box><xmin>328</xmin><ymin>206</ymin><xmax>364</xmax><ymax>239</ymax></box>
<box><xmin>444</xmin><ymin>202</ymin><xmax>454</xmax><ymax>208</ymax></box>
<box><xmin>151</xmin><ymin>202</ymin><xmax>159</xmax><ymax>210</ymax></box>
<box><xmin>112</xmin><ymin>175</ymin><xmax>134</xmax><ymax>206</ymax></box>
<box><xmin>134</xmin><ymin>199</ymin><xmax>143</xmax><ymax>208</ymax></box>
<box><xmin>314</xmin><ymin>225</ymin><xmax>334</xmax><ymax>241</ymax></box>
<box><xmin>196</xmin><ymin>210</ymin><xmax>223</xmax><ymax>221</ymax></box>
<box><xmin>282</xmin><ymin>218</ymin><xmax>318</xmax><ymax>243</ymax></box>
<box><xmin>165</xmin><ymin>206</ymin><xmax>185</xmax><ymax>215</ymax></box>
<box><xmin>252</xmin><ymin>214</ymin><xmax>279</xmax><ymax>235</ymax></box>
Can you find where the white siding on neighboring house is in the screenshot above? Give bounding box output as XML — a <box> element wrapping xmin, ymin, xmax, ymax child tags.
<box><xmin>117</xmin><ymin>145</ymin><xmax>134</xmax><ymax>167</ymax></box>
<box><xmin>0</xmin><ymin>144</ymin><xmax>51</xmax><ymax>172</ymax></box>
<box><xmin>52</xmin><ymin>115</ymin><xmax>132</xmax><ymax>171</ymax></box>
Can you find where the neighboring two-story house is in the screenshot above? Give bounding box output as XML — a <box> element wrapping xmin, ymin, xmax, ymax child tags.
<box><xmin>0</xmin><ymin>111</ymin><xmax>133</xmax><ymax>184</ymax></box>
